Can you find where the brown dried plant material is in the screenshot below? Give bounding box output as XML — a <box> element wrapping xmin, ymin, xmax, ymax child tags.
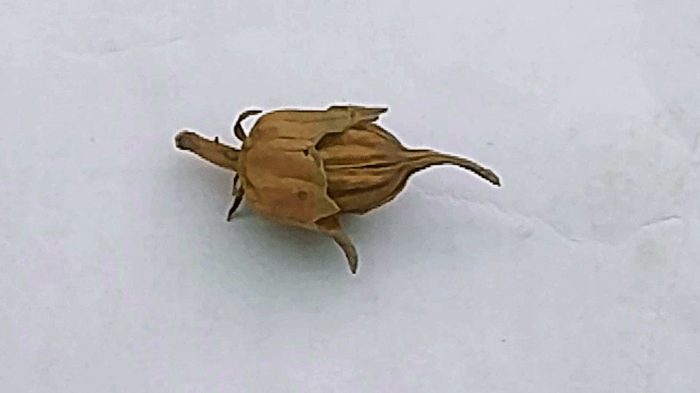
<box><xmin>174</xmin><ymin>105</ymin><xmax>500</xmax><ymax>274</ymax></box>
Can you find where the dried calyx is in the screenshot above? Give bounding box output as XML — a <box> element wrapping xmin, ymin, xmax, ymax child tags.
<box><xmin>175</xmin><ymin>105</ymin><xmax>500</xmax><ymax>274</ymax></box>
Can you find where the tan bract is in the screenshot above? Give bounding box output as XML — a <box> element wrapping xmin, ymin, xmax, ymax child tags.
<box><xmin>174</xmin><ymin>105</ymin><xmax>500</xmax><ymax>274</ymax></box>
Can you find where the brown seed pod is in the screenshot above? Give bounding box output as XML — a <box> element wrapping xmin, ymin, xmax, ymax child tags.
<box><xmin>174</xmin><ymin>105</ymin><xmax>500</xmax><ymax>274</ymax></box>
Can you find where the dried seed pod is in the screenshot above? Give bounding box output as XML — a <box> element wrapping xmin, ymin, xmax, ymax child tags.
<box><xmin>174</xmin><ymin>105</ymin><xmax>500</xmax><ymax>274</ymax></box>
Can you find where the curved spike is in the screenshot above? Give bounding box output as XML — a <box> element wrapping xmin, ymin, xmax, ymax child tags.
<box><xmin>226</xmin><ymin>174</ymin><xmax>244</xmax><ymax>221</ymax></box>
<box><xmin>315</xmin><ymin>215</ymin><xmax>359</xmax><ymax>274</ymax></box>
<box><xmin>233</xmin><ymin>109</ymin><xmax>263</xmax><ymax>142</ymax></box>
<box><xmin>226</xmin><ymin>193</ymin><xmax>244</xmax><ymax>221</ymax></box>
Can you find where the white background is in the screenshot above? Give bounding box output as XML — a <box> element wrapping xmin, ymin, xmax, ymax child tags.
<box><xmin>2</xmin><ymin>0</ymin><xmax>700</xmax><ymax>392</ymax></box>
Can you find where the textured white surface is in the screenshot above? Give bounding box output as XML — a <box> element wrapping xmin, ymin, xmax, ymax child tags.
<box><xmin>2</xmin><ymin>0</ymin><xmax>700</xmax><ymax>392</ymax></box>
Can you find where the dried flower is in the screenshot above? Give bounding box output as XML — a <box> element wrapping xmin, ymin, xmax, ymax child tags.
<box><xmin>174</xmin><ymin>105</ymin><xmax>500</xmax><ymax>274</ymax></box>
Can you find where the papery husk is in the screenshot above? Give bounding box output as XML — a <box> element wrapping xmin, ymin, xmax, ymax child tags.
<box><xmin>174</xmin><ymin>105</ymin><xmax>500</xmax><ymax>274</ymax></box>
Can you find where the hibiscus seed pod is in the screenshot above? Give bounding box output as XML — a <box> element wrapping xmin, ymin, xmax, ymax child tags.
<box><xmin>174</xmin><ymin>105</ymin><xmax>500</xmax><ymax>274</ymax></box>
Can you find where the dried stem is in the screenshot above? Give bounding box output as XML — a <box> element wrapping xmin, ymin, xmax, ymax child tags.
<box><xmin>174</xmin><ymin>131</ymin><xmax>241</xmax><ymax>172</ymax></box>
